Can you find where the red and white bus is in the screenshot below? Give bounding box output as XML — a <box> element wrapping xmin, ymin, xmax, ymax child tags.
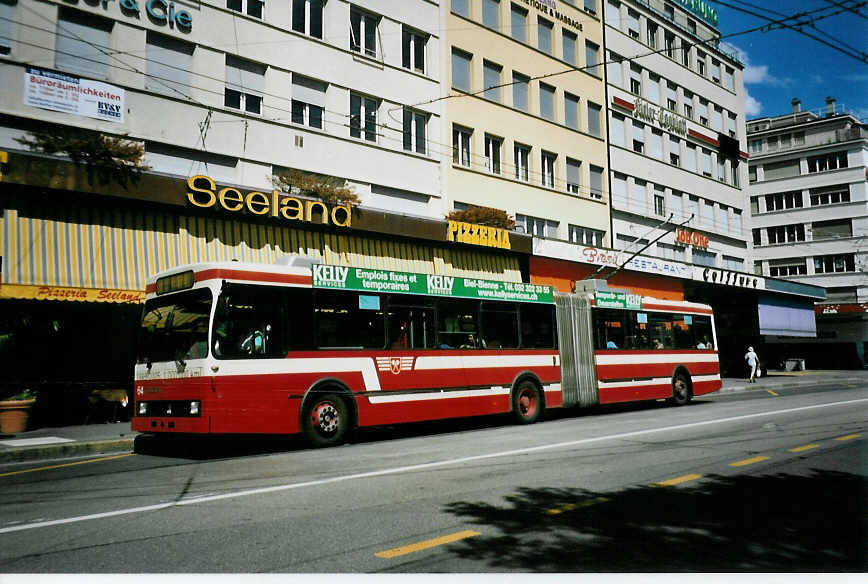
<box><xmin>133</xmin><ymin>259</ymin><xmax>721</xmax><ymax>446</ymax></box>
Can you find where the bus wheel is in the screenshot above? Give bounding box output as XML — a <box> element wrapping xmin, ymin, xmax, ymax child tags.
<box><xmin>670</xmin><ymin>372</ymin><xmax>692</xmax><ymax>406</ymax></box>
<box><xmin>302</xmin><ymin>393</ymin><xmax>349</xmax><ymax>447</ymax></box>
<box><xmin>512</xmin><ymin>381</ymin><xmax>542</xmax><ymax>424</ymax></box>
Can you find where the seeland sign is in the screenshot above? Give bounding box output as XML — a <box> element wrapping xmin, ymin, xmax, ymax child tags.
<box><xmin>186</xmin><ymin>175</ymin><xmax>352</xmax><ymax>227</ymax></box>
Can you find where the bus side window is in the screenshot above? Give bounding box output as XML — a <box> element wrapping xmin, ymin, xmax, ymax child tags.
<box><xmin>314</xmin><ymin>290</ymin><xmax>385</xmax><ymax>349</ymax></box>
<box><xmin>480</xmin><ymin>302</ymin><xmax>519</xmax><ymax>349</ymax></box>
<box><xmin>387</xmin><ymin>298</ymin><xmax>435</xmax><ymax>350</ymax></box>
<box><xmin>214</xmin><ymin>284</ymin><xmax>287</xmax><ymax>359</ymax></box>
<box><xmin>437</xmin><ymin>298</ymin><xmax>480</xmax><ymax>349</ymax></box>
<box><xmin>519</xmin><ymin>304</ymin><xmax>555</xmax><ymax>349</ymax></box>
<box><xmin>593</xmin><ymin>308</ymin><xmax>625</xmax><ymax>350</ymax></box>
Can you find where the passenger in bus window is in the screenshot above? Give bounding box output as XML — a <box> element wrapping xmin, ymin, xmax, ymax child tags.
<box><xmin>653</xmin><ymin>338</ymin><xmax>664</xmax><ymax>350</ymax></box>
<box><xmin>606</xmin><ymin>340</ymin><xmax>617</xmax><ymax>349</ymax></box>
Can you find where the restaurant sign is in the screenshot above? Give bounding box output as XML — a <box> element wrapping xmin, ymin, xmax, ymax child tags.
<box><xmin>312</xmin><ymin>264</ymin><xmax>553</xmax><ymax>303</ymax></box>
<box><xmin>447</xmin><ymin>220</ymin><xmax>512</xmax><ymax>250</ymax></box>
<box><xmin>0</xmin><ymin>283</ymin><xmax>145</xmax><ymax>304</ymax></box>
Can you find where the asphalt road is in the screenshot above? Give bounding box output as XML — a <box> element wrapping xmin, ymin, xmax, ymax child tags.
<box><xmin>0</xmin><ymin>384</ymin><xmax>865</xmax><ymax>573</ymax></box>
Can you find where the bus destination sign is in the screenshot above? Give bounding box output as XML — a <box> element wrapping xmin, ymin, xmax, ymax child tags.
<box><xmin>312</xmin><ymin>265</ymin><xmax>554</xmax><ymax>304</ymax></box>
<box><xmin>596</xmin><ymin>290</ymin><xmax>642</xmax><ymax>310</ymax></box>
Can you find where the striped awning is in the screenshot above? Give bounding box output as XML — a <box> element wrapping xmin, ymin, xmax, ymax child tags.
<box><xmin>1</xmin><ymin>205</ymin><xmax>521</xmax><ymax>302</ymax></box>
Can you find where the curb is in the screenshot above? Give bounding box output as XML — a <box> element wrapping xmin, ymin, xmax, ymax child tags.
<box><xmin>716</xmin><ymin>379</ymin><xmax>860</xmax><ymax>395</ymax></box>
<box><xmin>0</xmin><ymin>438</ymin><xmax>135</xmax><ymax>464</ymax></box>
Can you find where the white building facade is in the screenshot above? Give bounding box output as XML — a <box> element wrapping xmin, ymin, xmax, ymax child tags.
<box><xmin>603</xmin><ymin>0</ymin><xmax>748</xmax><ymax>271</ymax></box>
<box><xmin>747</xmin><ymin>98</ymin><xmax>868</xmax><ymax>368</ymax></box>
<box><xmin>0</xmin><ymin>0</ymin><xmax>445</xmax><ymax>216</ymax></box>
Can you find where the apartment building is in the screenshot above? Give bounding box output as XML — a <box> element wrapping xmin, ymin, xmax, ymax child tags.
<box><xmin>747</xmin><ymin>98</ymin><xmax>868</xmax><ymax>368</ymax></box>
<box><xmin>603</xmin><ymin>0</ymin><xmax>748</xmax><ymax>271</ymax></box>
<box><xmin>444</xmin><ymin>0</ymin><xmax>610</xmax><ymax>244</ymax></box>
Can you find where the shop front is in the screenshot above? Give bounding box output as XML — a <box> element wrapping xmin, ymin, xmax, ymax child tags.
<box><xmin>0</xmin><ymin>151</ymin><xmax>531</xmax><ymax>427</ymax></box>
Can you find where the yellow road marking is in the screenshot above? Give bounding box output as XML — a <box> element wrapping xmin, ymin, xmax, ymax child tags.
<box><xmin>375</xmin><ymin>530</ymin><xmax>481</xmax><ymax>559</ymax></box>
<box><xmin>730</xmin><ymin>456</ymin><xmax>770</xmax><ymax>467</ymax></box>
<box><xmin>766</xmin><ymin>390</ymin><xmax>779</xmax><ymax>396</ymax></box>
<box><xmin>546</xmin><ymin>496</ymin><xmax>610</xmax><ymax>515</ymax></box>
<box><xmin>655</xmin><ymin>473</ymin><xmax>702</xmax><ymax>486</ymax></box>
<box><xmin>0</xmin><ymin>453</ymin><xmax>135</xmax><ymax>478</ymax></box>
<box><xmin>788</xmin><ymin>444</ymin><xmax>819</xmax><ymax>453</ymax></box>
<box><xmin>835</xmin><ymin>434</ymin><xmax>861</xmax><ymax>441</ymax></box>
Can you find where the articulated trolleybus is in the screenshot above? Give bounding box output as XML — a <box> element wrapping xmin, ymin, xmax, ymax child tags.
<box><xmin>133</xmin><ymin>259</ymin><xmax>721</xmax><ymax>446</ymax></box>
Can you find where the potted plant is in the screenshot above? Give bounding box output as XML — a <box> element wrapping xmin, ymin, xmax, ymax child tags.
<box><xmin>0</xmin><ymin>389</ymin><xmax>37</xmax><ymax>434</ymax></box>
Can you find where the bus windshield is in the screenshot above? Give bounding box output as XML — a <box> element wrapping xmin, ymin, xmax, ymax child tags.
<box><xmin>137</xmin><ymin>288</ymin><xmax>212</xmax><ymax>364</ymax></box>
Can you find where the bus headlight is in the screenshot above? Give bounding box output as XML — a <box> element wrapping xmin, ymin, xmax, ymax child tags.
<box><xmin>190</xmin><ymin>401</ymin><xmax>201</xmax><ymax>415</ymax></box>
<box><xmin>138</xmin><ymin>401</ymin><xmax>148</xmax><ymax>415</ymax></box>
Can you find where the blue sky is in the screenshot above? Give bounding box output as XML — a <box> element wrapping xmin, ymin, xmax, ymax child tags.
<box><xmin>710</xmin><ymin>0</ymin><xmax>868</xmax><ymax>120</ymax></box>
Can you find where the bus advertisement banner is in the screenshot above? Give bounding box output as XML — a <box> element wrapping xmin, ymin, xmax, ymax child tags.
<box><xmin>312</xmin><ymin>264</ymin><xmax>554</xmax><ymax>303</ymax></box>
<box><xmin>595</xmin><ymin>290</ymin><xmax>642</xmax><ymax>310</ymax></box>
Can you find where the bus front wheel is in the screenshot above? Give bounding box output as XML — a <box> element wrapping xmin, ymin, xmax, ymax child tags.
<box><xmin>670</xmin><ymin>372</ymin><xmax>692</xmax><ymax>406</ymax></box>
<box><xmin>512</xmin><ymin>381</ymin><xmax>542</xmax><ymax>424</ymax></box>
<box><xmin>302</xmin><ymin>393</ymin><xmax>350</xmax><ymax>447</ymax></box>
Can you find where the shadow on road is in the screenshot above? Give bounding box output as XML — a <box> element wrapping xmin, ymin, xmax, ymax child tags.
<box><xmin>444</xmin><ymin>471</ymin><xmax>867</xmax><ymax>572</ymax></box>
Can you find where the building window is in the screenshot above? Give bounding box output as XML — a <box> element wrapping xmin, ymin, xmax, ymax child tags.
<box><xmin>700</xmin><ymin>148</ymin><xmax>712</xmax><ymax>176</ymax></box>
<box><xmin>56</xmin><ymin>7</ymin><xmax>113</xmax><ymax>80</ymax></box>
<box><xmin>588</xmin><ymin>102</ymin><xmax>602</xmax><ymax>137</ymax></box>
<box><xmin>516</xmin><ymin>214</ymin><xmax>558</xmax><ymax>238</ymax></box>
<box><xmin>563</xmin><ymin>30</ymin><xmax>577</xmax><ymax>65</ymax></box>
<box><xmin>566</xmin><ymin>157</ymin><xmax>581</xmax><ymax>194</ymax></box>
<box><xmin>511</xmin><ymin>4</ymin><xmax>528</xmax><ymax>43</ymax></box>
<box><xmin>681</xmin><ymin>40</ymin><xmax>691</xmax><ymax>66</ymax></box>
<box><xmin>666</xmin><ymin>82</ymin><xmax>677</xmax><ymax>110</ymax></box>
<box><xmin>569</xmin><ymin>225</ymin><xmax>604</xmax><ymax>246</ymax></box>
<box><xmin>611</xmin><ymin>113</ymin><xmax>625</xmax><ymax>147</ymax></box>
<box><xmin>541</xmin><ymin>151</ymin><xmax>556</xmax><ymax>188</ymax></box>
<box><xmin>767</xmin><ymin>224</ymin><xmax>805</xmax><ymax>244</ymax></box>
<box><xmin>723</xmin><ymin>66</ymin><xmax>734</xmax><ymax>90</ymax></box>
<box><xmin>717</xmin><ymin>157</ymin><xmax>726</xmax><ymax>181</ymax></box>
<box><xmin>650</xmin><ymin>130</ymin><xmax>663</xmax><ymax>159</ymax></box>
<box><xmin>669</xmin><ymin>136</ymin><xmax>680</xmax><ymax>166</ymax></box>
<box><xmin>512</xmin><ymin>71</ymin><xmax>529</xmax><ymax>111</ymax></box>
<box><xmin>711</xmin><ymin>59</ymin><xmax>721</xmax><ymax>83</ymax></box>
<box><xmin>589</xmin><ymin>165</ymin><xmax>604</xmax><ymax>199</ymax></box>
<box><xmin>585</xmin><ymin>40</ymin><xmax>600</xmax><ymax>76</ymax></box>
<box><xmin>807</xmin><ymin>152</ymin><xmax>848</xmax><ymax>173</ymax></box>
<box><xmin>765</xmin><ymin>192</ymin><xmax>803</xmax><ymax>211</ymax></box>
<box><xmin>483</xmin><ymin>60</ymin><xmax>503</xmax><ymax>102</ymax></box>
<box><xmin>565</xmin><ymin>92</ymin><xmax>580</xmax><ymax>130</ymax></box>
<box><xmin>630</xmin><ymin>179</ymin><xmax>646</xmax><ymax>211</ymax></box>
<box><xmin>292</xmin><ymin>0</ymin><xmax>323</xmax><ymax>38</ymax></box>
<box><xmin>763</xmin><ymin>159</ymin><xmax>800</xmax><ymax>180</ymax></box>
<box><xmin>403</xmin><ymin>109</ymin><xmax>427</xmax><ymax>154</ymax></box>
<box><xmin>793</xmin><ymin>132</ymin><xmax>805</xmax><ymax>145</ymax></box>
<box><xmin>291</xmin><ymin>74</ymin><xmax>326</xmax><ymax>129</ymax></box>
<box><xmin>540</xmin><ymin>82</ymin><xmax>555</xmax><ymax>121</ymax></box>
<box><xmin>684</xmin><ymin>102</ymin><xmax>693</xmax><ymax>120</ymax></box>
<box><xmin>483</xmin><ymin>0</ymin><xmax>500</xmax><ymax>29</ymax></box>
<box><xmin>657</xmin><ymin>242</ymin><xmax>685</xmax><ymax>261</ymax></box>
<box><xmin>812</xmin><ymin>219</ymin><xmax>852</xmax><ymax>240</ymax></box>
<box><xmin>225</xmin><ymin>55</ymin><xmax>265</xmax><ymax>114</ymax></box>
<box><xmin>685</xmin><ymin>144</ymin><xmax>696</xmax><ymax>171</ymax></box>
<box><xmin>608</xmin><ymin>52</ymin><xmax>623</xmax><ymax>87</ymax></box>
<box><xmin>810</xmin><ymin>186</ymin><xmax>850</xmax><ymax>206</ymax></box>
<box><xmin>769</xmin><ymin>259</ymin><xmax>807</xmax><ymax>277</ymax></box>
<box><xmin>350</xmin><ymin>7</ymin><xmax>379</xmax><ymax>58</ymax></box>
<box><xmin>451</xmin><ymin>48</ymin><xmax>472</xmax><ymax>92</ymax></box>
<box><xmin>712</xmin><ymin>106</ymin><xmax>723</xmax><ymax>132</ymax></box>
<box><xmin>654</xmin><ymin>191</ymin><xmax>666</xmax><ymax>216</ymax></box>
<box><xmin>538</xmin><ymin>17</ymin><xmax>553</xmax><ymax>54</ymax></box>
<box><xmin>451</xmin><ymin>0</ymin><xmax>469</xmax><ymax>17</ymax></box>
<box><xmin>452</xmin><ymin>125</ymin><xmax>472</xmax><ymax>167</ymax></box>
<box><xmin>722</xmin><ymin>256</ymin><xmax>744</xmax><ymax>271</ymax></box>
<box><xmin>626</xmin><ymin>9</ymin><xmax>639</xmax><ymax>38</ymax></box>
<box><xmin>632</xmin><ymin>121</ymin><xmax>644</xmax><ymax>153</ymax></box>
<box><xmin>696</xmin><ymin>51</ymin><xmax>706</xmax><ymax>75</ymax></box>
<box><xmin>605</xmin><ymin>1</ymin><xmax>620</xmax><ymax>28</ymax></box>
<box><xmin>698</xmin><ymin>99</ymin><xmax>709</xmax><ymax>126</ymax></box>
<box><xmin>484</xmin><ymin>134</ymin><xmax>502</xmax><ymax>174</ymax></box>
<box><xmin>647</xmin><ymin>22</ymin><xmax>658</xmax><ymax>47</ymax></box>
<box><xmin>146</xmin><ymin>31</ymin><xmax>194</xmax><ymax>96</ymax></box>
<box><xmin>227</xmin><ymin>0</ymin><xmax>264</xmax><ymax>19</ymax></box>
<box><xmin>402</xmin><ymin>26</ymin><xmax>427</xmax><ymax>74</ymax></box>
<box><xmin>701</xmin><ymin>200</ymin><xmax>714</xmax><ymax>228</ymax></box>
<box><xmin>629</xmin><ymin>66</ymin><xmax>642</xmax><ymax>95</ymax></box>
<box><xmin>814</xmin><ymin>254</ymin><xmax>855</xmax><ymax>274</ymax></box>
<box><xmin>584</xmin><ymin>0</ymin><xmax>597</xmax><ymax>15</ymax></box>
<box><xmin>0</xmin><ymin>0</ymin><xmax>13</xmax><ymax>55</ymax></box>
<box><xmin>514</xmin><ymin>143</ymin><xmax>530</xmax><ymax>181</ymax></box>
<box><xmin>646</xmin><ymin>74</ymin><xmax>660</xmax><ymax>104</ymax></box>
<box><xmin>749</xmin><ymin>139</ymin><xmax>762</xmax><ymax>153</ymax></box>
<box><xmin>693</xmin><ymin>249</ymin><xmax>717</xmax><ymax>267</ymax></box>
<box><xmin>664</xmin><ymin>32</ymin><xmax>675</xmax><ymax>58</ymax></box>
<box><xmin>350</xmin><ymin>93</ymin><xmax>378</xmax><ymax>141</ymax></box>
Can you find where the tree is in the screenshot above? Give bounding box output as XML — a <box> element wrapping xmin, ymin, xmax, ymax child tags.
<box><xmin>272</xmin><ymin>169</ymin><xmax>360</xmax><ymax>206</ymax></box>
<box><xmin>446</xmin><ymin>205</ymin><xmax>515</xmax><ymax>229</ymax></box>
<box><xmin>16</xmin><ymin>128</ymin><xmax>149</xmax><ymax>188</ymax></box>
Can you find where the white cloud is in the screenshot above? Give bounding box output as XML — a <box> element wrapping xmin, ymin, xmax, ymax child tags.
<box><xmin>723</xmin><ymin>43</ymin><xmax>790</xmax><ymax>86</ymax></box>
<box><xmin>744</xmin><ymin>89</ymin><xmax>763</xmax><ymax>117</ymax></box>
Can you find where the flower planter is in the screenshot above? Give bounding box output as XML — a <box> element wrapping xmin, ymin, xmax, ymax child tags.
<box><xmin>0</xmin><ymin>399</ymin><xmax>36</xmax><ymax>434</ymax></box>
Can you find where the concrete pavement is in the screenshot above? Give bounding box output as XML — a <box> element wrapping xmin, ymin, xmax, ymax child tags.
<box><xmin>1</xmin><ymin>370</ymin><xmax>865</xmax><ymax>464</ymax></box>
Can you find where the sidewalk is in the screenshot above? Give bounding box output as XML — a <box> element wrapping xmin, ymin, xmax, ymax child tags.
<box><xmin>1</xmin><ymin>370</ymin><xmax>865</xmax><ymax>464</ymax></box>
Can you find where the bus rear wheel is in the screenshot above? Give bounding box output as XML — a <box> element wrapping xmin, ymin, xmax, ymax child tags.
<box><xmin>512</xmin><ymin>381</ymin><xmax>542</xmax><ymax>425</ymax></box>
<box><xmin>670</xmin><ymin>372</ymin><xmax>692</xmax><ymax>406</ymax></box>
<box><xmin>302</xmin><ymin>393</ymin><xmax>350</xmax><ymax>447</ymax></box>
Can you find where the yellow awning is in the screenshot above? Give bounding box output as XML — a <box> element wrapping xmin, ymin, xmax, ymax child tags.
<box><xmin>0</xmin><ymin>283</ymin><xmax>145</xmax><ymax>303</ymax></box>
